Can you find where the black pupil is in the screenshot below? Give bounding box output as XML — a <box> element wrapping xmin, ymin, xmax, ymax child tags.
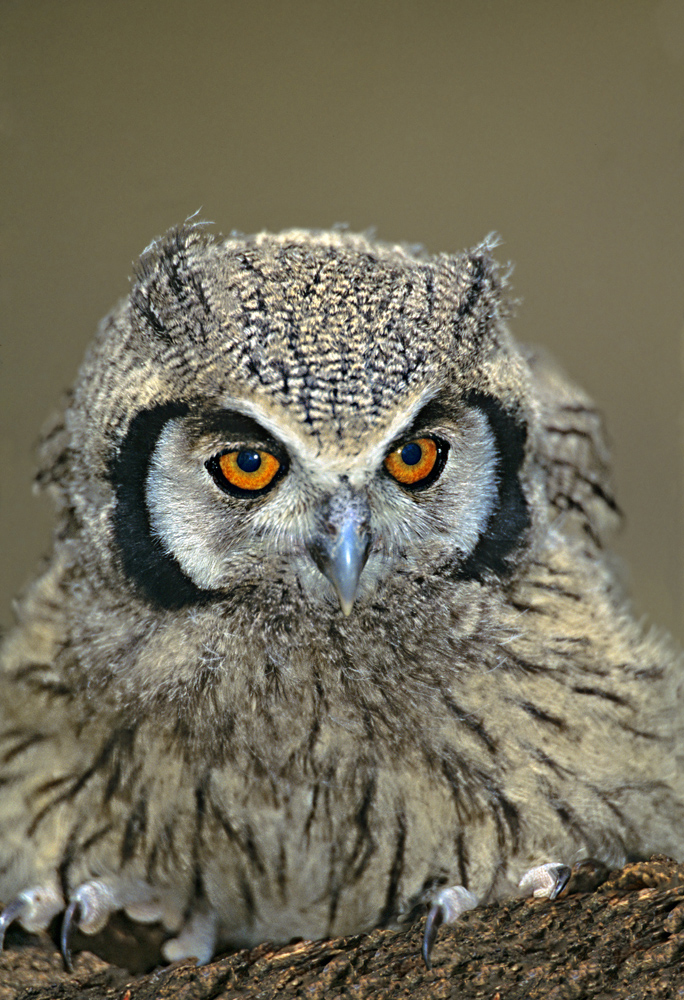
<box><xmin>237</xmin><ymin>449</ymin><xmax>262</xmax><ymax>473</ymax></box>
<box><xmin>401</xmin><ymin>442</ymin><xmax>422</xmax><ymax>466</ymax></box>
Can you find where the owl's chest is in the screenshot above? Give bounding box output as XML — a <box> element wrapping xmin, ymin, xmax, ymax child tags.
<box><xmin>163</xmin><ymin>679</ymin><xmax>513</xmax><ymax>943</ymax></box>
<box><xmin>191</xmin><ymin>732</ymin><xmax>470</xmax><ymax>943</ymax></box>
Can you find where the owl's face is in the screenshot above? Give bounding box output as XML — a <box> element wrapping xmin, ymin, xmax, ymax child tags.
<box><xmin>142</xmin><ymin>393</ymin><xmax>502</xmax><ymax>615</ymax></box>
<box><xmin>61</xmin><ymin>225</ymin><xmax>537</xmax><ymax>624</ymax></box>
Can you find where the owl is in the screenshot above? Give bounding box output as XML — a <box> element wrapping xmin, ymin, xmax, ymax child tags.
<box><xmin>0</xmin><ymin>223</ymin><xmax>682</xmax><ymax>972</ymax></box>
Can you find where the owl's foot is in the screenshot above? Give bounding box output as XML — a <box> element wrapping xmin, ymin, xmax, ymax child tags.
<box><xmin>0</xmin><ymin>883</ymin><xmax>64</xmax><ymax>950</ymax></box>
<box><xmin>422</xmin><ymin>885</ymin><xmax>478</xmax><ymax>969</ymax></box>
<box><xmin>517</xmin><ymin>862</ymin><xmax>571</xmax><ymax>900</ymax></box>
<box><xmin>61</xmin><ymin>879</ymin><xmax>218</xmax><ymax>967</ymax></box>
<box><xmin>1</xmin><ymin>876</ymin><xmax>186</xmax><ymax>972</ymax></box>
<box><xmin>60</xmin><ymin>879</ymin><xmax>129</xmax><ymax>971</ymax></box>
<box><xmin>59</xmin><ymin>877</ymin><xmax>186</xmax><ymax>971</ymax></box>
<box><xmin>421</xmin><ymin>863</ymin><xmax>572</xmax><ymax>969</ymax></box>
<box><xmin>161</xmin><ymin>906</ymin><xmax>218</xmax><ymax>965</ymax></box>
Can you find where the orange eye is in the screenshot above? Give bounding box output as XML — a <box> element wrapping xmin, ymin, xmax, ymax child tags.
<box><xmin>215</xmin><ymin>449</ymin><xmax>281</xmax><ymax>493</ymax></box>
<box><xmin>384</xmin><ymin>437</ymin><xmax>439</xmax><ymax>486</ymax></box>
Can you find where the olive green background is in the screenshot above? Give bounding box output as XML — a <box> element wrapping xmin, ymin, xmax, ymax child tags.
<box><xmin>1</xmin><ymin>1</ymin><xmax>682</xmax><ymax>641</ymax></box>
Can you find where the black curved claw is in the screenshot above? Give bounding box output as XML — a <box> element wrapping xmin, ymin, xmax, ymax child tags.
<box><xmin>422</xmin><ymin>902</ymin><xmax>444</xmax><ymax>970</ymax></box>
<box><xmin>548</xmin><ymin>864</ymin><xmax>572</xmax><ymax>900</ymax></box>
<box><xmin>0</xmin><ymin>898</ymin><xmax>24</xmax><ymax>952</ymax></box>
<box><xmin>61</xmin><ymin>899</ymin><xmax>82</xmax><ymax>972</ymax></box>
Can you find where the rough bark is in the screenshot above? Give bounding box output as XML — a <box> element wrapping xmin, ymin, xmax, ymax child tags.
<box><xmin>2</xmin><ymin>857</ymin><xmax>684</xmax><ymax>999</ymax></box>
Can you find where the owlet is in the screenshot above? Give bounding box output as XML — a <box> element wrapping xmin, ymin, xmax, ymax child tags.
<box><xmin>0</xmin><ymin>223</ymin><xmax>682</xmax><ymax>969</ymax></box>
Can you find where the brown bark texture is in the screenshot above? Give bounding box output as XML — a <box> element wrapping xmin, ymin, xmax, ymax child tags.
<box><xmin>2</xmin><ymin>857</ymin><xmax>684</xmax><ymax>999</ymax></box>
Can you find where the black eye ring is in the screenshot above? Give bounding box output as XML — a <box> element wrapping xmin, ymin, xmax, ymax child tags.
<box><xmin>206</xmin><ymin>447</ymin><xmax>288</xmax><ymax>498</ymax></box>
<box><xmin>383</xmin><ymin>435</ymin><xmax>449</xmax><ymax>491</ymax></box>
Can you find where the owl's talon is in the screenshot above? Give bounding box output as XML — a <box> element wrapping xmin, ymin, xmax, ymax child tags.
<box><xmin>60</xmin><ymin>898</ymin><xmax>81</xmax><ymax>972</ymax></box>
<box><xmin>518</xmin><ymin>862</ymin><xmax>571</xmax><ymax>900</ymax></box>
<box><xmin>0</xmin><ymin>898</ymin><xmax>25</xmax><ymax>952</ymax></box>
<box><xmin>422</xmin><ymin>885</ymin><xmax>478</xmax><ymax>969</ymax></box>
<box><xmin>60</xmin><ymin>878</ymin><xmax>156</xmax><ymax>970</ymax></box>
<box><xmin>0</xmin><ymin>884</ymin><xmax>64</xmax><ymax>950</ymax></box>
<box><xmin>422</xmin><ymin>901</ymin><xmax>443</xmax><ymax>969</ymax></box>
<box><xmin>65</xmin><ymin>879</ymin><xmax>118</xmax><ymax>934</ymax></box>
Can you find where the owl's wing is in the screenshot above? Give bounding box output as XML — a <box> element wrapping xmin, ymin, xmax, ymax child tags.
<box><xmin>523</xmin><ymin>347</ymin><xmax>621</xmax><ymax>549</ymax></box>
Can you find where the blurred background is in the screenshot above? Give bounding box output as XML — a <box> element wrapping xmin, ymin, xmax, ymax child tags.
<box><xmin>1</xmin><ymin>0</ymin><xmax>682</xmax><ymax>641</ymax></box>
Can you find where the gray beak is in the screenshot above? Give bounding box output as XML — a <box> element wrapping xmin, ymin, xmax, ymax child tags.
<box><xmin>307</xmin><ymin>485</ymin><xmax>372</xmax><ymax>616</ymax></box>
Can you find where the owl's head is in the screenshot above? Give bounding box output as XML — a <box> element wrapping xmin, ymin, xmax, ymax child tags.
<box><xmin>51</xmin><ymin>224</ymin><xmax>546</xmax><ymax>621</ymax></box>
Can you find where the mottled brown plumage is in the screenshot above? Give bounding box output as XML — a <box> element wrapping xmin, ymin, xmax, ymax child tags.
<box><xmin>0</xmin><ymin>223</ymin><xmax>682</xmax><ymax>967</ymax></box>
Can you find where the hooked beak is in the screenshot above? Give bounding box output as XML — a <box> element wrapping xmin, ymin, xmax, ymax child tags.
<box><xmin>307</xmin><ymin>486</ymin><xmax>372</xmax><ymax>616</ymax></box>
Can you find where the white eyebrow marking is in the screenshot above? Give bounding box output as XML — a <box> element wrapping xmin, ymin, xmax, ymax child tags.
<box><xmin>216</xmin><ymin>389</ymin><xmax>441</xmax><ymax>487</ymax></box>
